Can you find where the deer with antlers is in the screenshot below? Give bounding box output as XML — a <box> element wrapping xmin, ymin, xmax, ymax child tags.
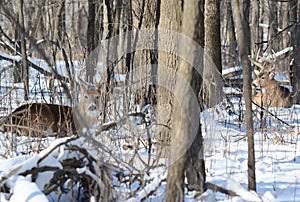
<box><xmin>1</xmin><ymin>67</ymin><xmax>103</xmax><ymax>136</ymax></box>
<box><xmin>250</xmin><ymin>59</ymin><xmax>292</xmax><ymax>108</ymax></box>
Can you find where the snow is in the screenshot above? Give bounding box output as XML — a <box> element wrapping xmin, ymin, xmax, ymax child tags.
<box><xmin>2</xmin><ymin>103</ymin><xmax>299</xmax><ymax>201</ymax></box>
<box><xmin>1</xmin><ymin>55</ymin><xmax>300</xmax><ymax>201</ymax></box>
<box><xmin>265</xmin><ymin>47</ymin><xmax>293</xmax><ymax>61</ymax></box>
<box><xmin>0</xmin><ymin>52</ymin><xmax>22</xmax><ymax>62</ymax></box>
<box><xmin>10</xmin><ymin>178</ymin><xmax>49</xmax><ymax>202</ymax></box>
<box><xmin>222</xmin><ymin>65</ymin><xmax>242</xmax><ymax>76</ymax></box>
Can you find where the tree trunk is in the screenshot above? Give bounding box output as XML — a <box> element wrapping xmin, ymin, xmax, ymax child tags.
<box><xmin>282</xmin><ymin>2</ymin><xmax>290</xmax><ymax>49</ymax></box>
<box><xmin>129</xmin><ymin>0</ymin><xmax>158</xmax><ymax>111</ymax></box>
<box><xmin>86</xmin><ymin>0</ymin><xmax>102</xmax><ymax>82</ymax></box>
<box><xmin>17</xmin><ymin>0</ymin><xmax>29</xmax><ymax>100</ymax></box>
<box><xmin>222</xmin><ymin>0</ymin><xmax>237</xmax><ymax>67</ymax></box>
<box><xmin>203</xmin><ymin>0</ymin><xmax>223</xmax><ymax>108</ymax></box>
<box><xmin>166</xmin><ymin>0</ymin><xmax>205</xmax><ymax>200</ymax></box>
<box><xmin>259</xmin><ymin>0</ymin><xmax>265</xmax><ymax>51</ymax></box>
<box><xmin>291</xmin><ymin>0</ymin><xmax>300</xmax><ymax>103</ymax></box>
<box><xmin>250</xmin><ymin>0</ymin><xmax>259</xmax><ymax>55</ymax></box>
<box><xmin>157</xmin><ymin>0</ymin><xmax>183</xmax><ymax>157</ymax></box>
<box><xmin>269</xmin><ymin>1</ymin><xmax>279</xmax><ymax>51</ymax></box>
<box><xmin>102</xmin><ymin>0</ymin><xmax>122</xmax><ymax>122</ymax></box>
<box><xmin>53</xmin><ymin>0</ymin><xmax>65</xmax><ymax>53</ymax></box>
<box><xmin>231</xmin><ymin>0</ymin><xmax>256</xmax><ymax>192</ymax></box>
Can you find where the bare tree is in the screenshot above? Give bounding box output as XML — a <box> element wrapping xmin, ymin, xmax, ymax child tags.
<box><xmin>157</xmin><ymin>0</ymin><xmax>183</xmax><ymax>156</ymax></box>
<box><xmin>291</xmin><ymin>0</ymin><xmax>300</xmax><ymax>103</ymax></box>
<box><xmin>203</xmin><ymin>0</ymin><xmax>223</xmax><ymax>108</ymax></box>
<box><xmin>221</xmin><ymin>0</ymin><xmax>238</xmax><ymax>67</ymax></box>
<box><xmin>250</xmin><ymin>0</ymin><xmax>259</xmax><ymax>56</ymax></box>
<box><xmin>53</xmin><ymin>0</ymin><xmax>66</xmax><ymax>58</ymax></box>
<box><xmin>269</xmin><ymin>1</ymin><xmax>279</xmax><ymax>51</ymax></box>
<box><xmin>166</xmin><ymin>0</ymin><xmax>205</xmax><ymax>200</ymax></box>
<box><xmin>86</xmin><ymin>0</ymin><xmax>102</xmax><ymax>82</ymax></box>
<box><xmin>282</xmin><ymin>2</ymin><xmax>290</xmax><ymax>49</ymax></box>
<box><xmin>231</xmin><ymin>0</ymin><xmax>256</xmax><ymax>191</ymax></box>
<box><xmin>129</xmin><ymin>0</ymin><xmax>159</xmax><ymax>110</ymax></box>
<box><xmin>17</xmin><ymin>0</ymin><xmax>29</xmax><ymax>100</ymax></box>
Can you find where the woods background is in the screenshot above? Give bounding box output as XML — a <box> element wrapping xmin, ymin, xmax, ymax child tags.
<box><xmin>1</xmin><ymin>0</ymin><xmax>300</xmax><ymax>201</ymax></box>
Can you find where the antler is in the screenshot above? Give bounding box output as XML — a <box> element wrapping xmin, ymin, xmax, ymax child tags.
<box><xmin>268</xmin><ymin>66</ymin><xmax>276</xmax><ymax>73</ymax></box>
<box><xmin>76</xmin><ymin>66</ymin><xmax>86</xmax><ymax>84</ymax></box>
<box><xmin>248</xmin><ymin>57</ymin><xmax>265</xmax><ymax>71</ymax></box>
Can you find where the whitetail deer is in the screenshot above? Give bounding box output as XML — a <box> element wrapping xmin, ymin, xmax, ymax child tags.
<box><xmin>73</xmin><ymin>68</ymin><xmax>103</xmax><ymax>131</ymax></box>
<box><xmin>251</xmin><ymin>59</ymin><xmax>292</xmax><ymax>108</ymax></box>
<box><xmin>2</xmin><ymin>103</ymin><xmax>75</xmax><ymax>136</ymax></box>
<box><xmin>1</xmin><ymin>68</ymin><xmax>102</xmax><ymax>136</ymax></box>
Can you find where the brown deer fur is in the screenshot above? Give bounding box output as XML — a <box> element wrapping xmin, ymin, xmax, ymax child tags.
<box><xmin>252</xmin><ymin>67</ymin><xmax>292</xmax><ymax>108</ymax></box>
<box><xmin>2</xmin><ymin>68</ymin><xmax>102</xmax><ymax>136</ymax></box>
<box><xmin>2</xmin><ymin>103</ymin><xmax>75</xmax><ymax>136</ymax></box>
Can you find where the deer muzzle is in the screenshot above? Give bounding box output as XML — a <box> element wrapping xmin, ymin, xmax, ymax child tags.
<box><xmin>88</xmin><ymin>104</ymin><xmax>97</xmax><ymax>112</ymax></box>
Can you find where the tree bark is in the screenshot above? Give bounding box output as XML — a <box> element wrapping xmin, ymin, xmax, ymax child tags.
<box><xmin>203</xmin><ymin>0</ymin><xmax>223</xmax><ymax>108</ymax></box>
<box><xmin>291</xmin><ymin>0</ymin><xmax>300</xmax><ymax>103</ymax></box>
<box><xmin>166</xmin><ymin>0</ymin><xmax>205</xmax><ymax>200</ymax></box>
<box><xmin>129</xmin><ymin>0</ymin><xmax>158</xmax><ymax>111</ymax></box>
<box><xmin>17</xmin><ymin>0</ymin><xmax>29</xmax><ymax>100</ymax></box>
<box><xmin>282</xmin><ymin>2</ymin><xmax>290</xmax><ymax>49</ymax></box>
<box><xmin>102</xmin><ymin>0</ymin><xmax>122</xmax><ymax>122</ymax></box>
<box><xmin>250</xmin><ymin>0</ymin><xmax>259</xmax><ymax>55</ymax></box>
<box><xmin>269</xmin><ymin>1</ymin><xmax>279</xmax><ymax>51</ymax></box>
<box><xmin>86</xmin><ymin>0</ymin><xmax>102</xmax><ymax>82</ymax></box>
<box><xmin>231</xmin><ymin>0</ymin><xmax>256</xmax><ymax>191</ymax></box>
<box><xmin>157</xmin><ymin>0</ymin><xmax>183</xmax><ymax>156</ymax></box>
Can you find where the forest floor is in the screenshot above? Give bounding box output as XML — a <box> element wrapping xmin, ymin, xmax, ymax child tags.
<box><xmin>0</xmin><ymin>58</ymin><xmax>299</xmax><ymax>201</ymax></box>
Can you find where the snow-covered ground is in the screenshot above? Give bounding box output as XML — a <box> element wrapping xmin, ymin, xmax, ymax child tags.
<box><xmin>0</xmin><ymin>56</ymin><xmax>300</xmax><ymax>201</ymax></box>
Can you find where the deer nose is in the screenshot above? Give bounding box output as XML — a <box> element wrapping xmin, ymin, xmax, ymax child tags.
<box><xmin>89</xmin><ymin>104</ymin><xmax>97</xmax><ymax>111</ymax></box>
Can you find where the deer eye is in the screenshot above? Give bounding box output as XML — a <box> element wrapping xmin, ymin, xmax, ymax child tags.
<box><xmin>96</xmin><ymin>96</ymin><xmax>100</xmax><ymax>100</ymax></box>
<box><xmin>84</xmin><ymin>95</ymin><xmax>88</xmax><ymax>99</ymax></box>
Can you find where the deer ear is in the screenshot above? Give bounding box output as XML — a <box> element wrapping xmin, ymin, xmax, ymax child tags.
<box><xmin>254</xmin><ymin>70</ymin><xmax>260</xmax><ymax>76</ymax></box>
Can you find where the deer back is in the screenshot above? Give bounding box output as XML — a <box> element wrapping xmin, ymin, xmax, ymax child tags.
<box><xmin>2</xmin><ymin>103</ymin><xmax>75</xmax><ymax>136</ymax></box>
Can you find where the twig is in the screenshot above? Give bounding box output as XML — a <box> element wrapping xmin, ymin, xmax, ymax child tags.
<box><xmin>252</xmin><ymin>101</ymin><xmax>292</xmax><ymax>127</ymax></box>
<box><xmin>202</xmin><ymin>182</ymin><xmax>239</xmax><ymax>197</ymax></box>
<box><xmin>0</xmin><ymin>165</ymin><xmax>22</xmax><ymax>185</ymax></box>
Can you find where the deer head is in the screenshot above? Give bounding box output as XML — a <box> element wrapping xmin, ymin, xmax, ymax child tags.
<box><xmin>249</xmin><ymin>58</ymin><xmax>292</xmax><ymax>108</ymax></box>
<box><xmin>76</xmin><ymin>67</ymin><xmax>102</xmax><ymax>123</ymax></box>
<box><xmin>249</xmin><ymin>57</ymin><xmax>275</xmax><ymax>89</ymax></box>
<box><xmin>252</xmin><ymin>66</ymin><xmax>276</xmax><ymax>90</ymax></box>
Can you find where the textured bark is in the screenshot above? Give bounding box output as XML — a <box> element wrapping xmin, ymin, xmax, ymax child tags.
<box><xmin>250</xmin><ymin>0</ymin><xmax>259</xmax><ymax>98</ymax></box>
<box><xmin>86</xmin><ymin>0</ymin><xmax>102</xmax><ymax>82</ymax></box>
<box><xmin>17</xmin><ymin>0</ymin><xmax>29</xmax><ymax>100</ymax></box>
<box><xmin>269</xmin><ymin>1</ymin><xmax>279</xmax><ymax>51</ymax></box>
<box><xmin>130</xmin><ymin>0</ymin><xmax>158</xmax><ymax>110</ymax></box>
<box><xmin>102</xmin><ymin>0</ymin><xmax>122</xmax><ymax>122</ymax></box>
<box><xmin>157</xmin><ymin>0</ymin><xmax>183</xmax><ymax>156</ymax></box>
<box><xmin>53</xmin><ymin>0</ymin><xmax>65</xmax><ymax>47</ymax></box>
<box><xmin>250</xmin><ymin>0</ymin><xmax>259</xmax><ymax>54</ymax></box>
<box><xmin>222</xmin><ymin>0</ymin><xmax>238</xmax><ymax>67</ymax></box>
<box><xmin>231</xmin><ymin>0</ymin><xmax>256</xmax><ymax>191</ymax></box>
<box><xmin>166</xmin><ymin>0</ymin><xmax>205</xmax><ymax>200</ymax></box>
<box><xmin>203</xmin><ymin>0</ymin><xmax>223</xmax><ymax>107</ymax></box>
<box><xmin>259</xmin><ymin>0</ymin><xmax>265</xmax><ymax>50</ymax></box>
<box><xmin>291</xmin><ymin>0</ymin><xmax>300</xmax><ymax>103</ymax></box>
<box><xmin>282</xmin><ymin>2</ymin><xmax>290</xmax><ymax>49</ymax></box>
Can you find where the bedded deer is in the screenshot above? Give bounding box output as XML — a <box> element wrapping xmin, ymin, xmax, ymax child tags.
<box><xmin>2</xmin><ymin>103</ymin><xmax>75</xmax><ymax>136</ymax></box>
<box><xmin>251</xmin><ymin>59</ymin><xmax>292</xmax><ymax>108</ymax></box>
<box><xmin>1</xmin><ymin>68</ymin><xmax>102</xmax><ymax>136</ymax></box>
